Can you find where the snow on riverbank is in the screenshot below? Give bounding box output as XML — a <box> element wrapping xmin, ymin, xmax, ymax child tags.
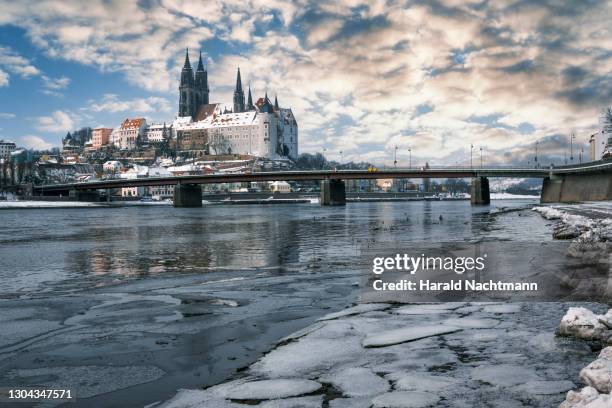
<box><xmin>159</xmin><ymin>302</ymin><xmax>584</xmax><ymax>407</ymax></box>
<box><xmin>0</xmin><ymin>200</ymin><xmax>173</xmax><ymax>209</ymax></box>
<box><xmin>533</xmin><ymin>205</ymin><xmax>612</xmax><ymax>242</ymax></box>
<box><xmin>539</xmin><ymin>205</ymin><xmax>612</xmax><ymax>407</ymax></box>
<box><xmin>0</xmin><ymin>200</ymin><xmax>105</xmax><ymax>209</ymax></box>
<box><xmin>490</xmin><ymin>192</ymin><xmax>538</xmax><ymax>200</ymax></box>
<box><xmin>558</xmin><ymin>308</ymin><xmax>612</xmax><ymax>407</ymax></box>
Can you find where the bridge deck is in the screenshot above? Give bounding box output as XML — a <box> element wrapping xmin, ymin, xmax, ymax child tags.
<box><xmin>33</xmin><ymin>161</ymin><xmax>612</xmax><ymax>192</ymax></box>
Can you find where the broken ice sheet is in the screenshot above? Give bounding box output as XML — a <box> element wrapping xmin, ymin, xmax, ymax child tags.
<box><xmin>362</xmin><ymin>324</ymin><xmax>462</xmax><ymax>347</ymax></box>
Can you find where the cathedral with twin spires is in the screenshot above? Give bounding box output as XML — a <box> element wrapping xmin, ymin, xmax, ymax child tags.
<box><xmin>175</xmin><ymin>48</ymin><xmax>297</xmax><ymax>160</ymax></box>
<box><xmin>178</xmin><ymin>49</ymin><xmax>209</xmax><ymax>118</ymax></box>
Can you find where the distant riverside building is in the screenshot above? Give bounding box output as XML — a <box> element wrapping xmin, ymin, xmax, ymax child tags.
<box><xmin>120</xmin><ymin>166</ymin><xmax>174</xmax><ymax>198</ymax></box>
<box><xmin>173</xmin><ymin>49</ymin><xmax>298</xmax><ymax>160</ymax></box>
<box><xmin>270</xmin><ymin>180</ymin><xmax>291</xmax><ymax>192</ymax></box>
<box><xmin>92</xmin><ymin>128</ymin><xmax>113</xmax><ymax>149</ymax></box>
<box><xmin>0</xmin><ymin>140</ymin><xmax>16</xmax><ymax>159</ymax></box>
<box><xmin>600</xmin><ymin>107</ymin><xmax>612</xmax><ymax>160</ymax></box>
<box><xmin>103</xmin><ymin>160</ymin><xmax>123</xmax><ymax>173</ymax></box>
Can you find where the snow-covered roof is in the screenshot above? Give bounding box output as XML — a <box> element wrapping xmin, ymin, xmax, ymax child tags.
<box><xmin>173</xmin><ymin>116</ymin><xmax>193</xmax><ymax>126</ymax></box>
<box><xmin>168</xmin><ymin>164</ymin><xmax>199</xmax><ymax>172</ymax></box>
<box><xmin>147</xmin><ymin>122</ymin><xmax>169</xmax><ymax>130</ymax></box>
<box><xmin>148</xmin><ymin>166</ymin><xmax>171</xmax><ymax>177</ymax></box>
<box><xmin>103</xmin><ymin>160</ymin><xmax>122</xmax><ymax>166</ymax></box>
<box><xmin>207</xmin><ymin>111</ymin><xmax>258</xmax><ymax>127</ymax></box>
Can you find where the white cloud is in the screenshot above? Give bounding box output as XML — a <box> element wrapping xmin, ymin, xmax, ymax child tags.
<box><xmin>20</xmin><ymin>135</ymin><xmax>53</xmax><ymax>150</ymax></box>
<box><xmin>86</xmin><ymin>93</ymin><xmax>172</xmax><ymax>114</ymax></box>
<box><xmin>42</xmin><ymin>75</ymin><xmax>70</xmax><ymax>90</ymax></box>
<box><xmin>35</xmin><ymin>110</ymin><xmax>74</xmax><ymax>133</ymax></box>
<box><xmin>40</xmin><ymin>75</ymin><xmax>71</xmax><ymax>96</ymax></box>
<box><xmin>0</xmin><ymin>112</ymin><xmax>15</xmax><ymax>119</ymax></box>
<box><xmin>0</xmin><ymin>45</ymin><xmax>40</xmax><ymax>77</ymax></box>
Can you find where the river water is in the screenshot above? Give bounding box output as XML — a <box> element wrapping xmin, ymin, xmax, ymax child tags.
<box><xmin>0</xmin><ymin>199</ymin><xmax>589</xmax><ymax>407</ymax></box>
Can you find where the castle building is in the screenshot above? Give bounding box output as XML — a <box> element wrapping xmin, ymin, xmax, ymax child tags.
<box><xmin>173</xmin><ymin>49</ymin><xmax>298</xmax><ymax>160</ymax></box>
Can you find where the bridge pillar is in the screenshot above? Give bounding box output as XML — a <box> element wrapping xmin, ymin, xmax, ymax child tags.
<box><xmin>173</xmin><ymin>184</ymin><xmax>202</xmax><ymax>207</ymax></box>
<box><xmin>69</xmin><ymin>189</ymin><xmax>100</xmax><ymax>202</ymax></box>
<box><xmin>321</xmin><ymin>179</ymin><xmax>346</xmax><ymax>206</ymax></box>
<box><xmin>541</xmin><ymin>174</ymin><xmax>612</xmax><ymax>203</ymax></box>
<box><xmin>470</xmin><ymin>177</ymin><xmax>490</xmax><ymax>205</ymax></box>
<box><xmin>540</xmin><ymin>176</ymin><xmax>563</xmax><ymax>203</ymax></box>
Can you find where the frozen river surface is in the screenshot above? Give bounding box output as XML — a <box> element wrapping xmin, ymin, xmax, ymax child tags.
<box><xmin>0</xmin><ymin>199</ymin><xmax>606</xmax><ymax>407</ymax></box>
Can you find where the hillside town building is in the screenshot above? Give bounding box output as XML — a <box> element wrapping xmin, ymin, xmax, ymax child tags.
<box><xmin>0</xmin><ymin>140</ymin><xmax>16</xmax><ymax>159</ymax></box>
<box><xmin>117</xmin><ymin>118</ymin><xmax>147</xmax><ymax>150</ymax></box>
<box><xmin>145</xmin><ymin>122</ymin><xmax>170</xmax><ymax>143</ymax></box>
<box><xmin>92</xmin><ymin>128</ymin><xmax>112</xmax><ymax>149</ymax></box>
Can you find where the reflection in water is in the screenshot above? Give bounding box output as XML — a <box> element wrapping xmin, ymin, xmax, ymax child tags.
<box><xmin>0</xmin><ymin>200</ymin><xmax>546</xmax><ymax>297</ymax></box>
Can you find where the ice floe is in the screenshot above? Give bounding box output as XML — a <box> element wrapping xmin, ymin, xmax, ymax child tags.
<box><xmin>371</xmin><ymin>391</ymin><xmax>440</xmax><ymax>408</ymax></box>
<box><xmin>316</xmin><ymin>303</ymin><xmax>391</xmax><ymax>321</ymax></box>
<box><xmin>320</xmin><ymin>367</ymin><xmax>389</xmax><ymax>397</ymax></box>
<box><xmin>389</xmin><ymin>373</ymin><xmax>458</xmax><ymax>392</ymax></box>
<box><xmin>222</xmin><ymin>379</ymin><xmax>321</xmax><ymax>400</ymax></box>
<box><xmin>362</xmin><ymin>324</ymin><xmax>461</xmax><ymax>347</ymax></box>
<box><xmin>471</xmin><ymin>364</ymin><xmax>541</xmax><ymax>387</ymax></box>
<box><xmin>161</xmin><ymin>301</ymin><xmax>593</xmax><ymax>407</ymax></box>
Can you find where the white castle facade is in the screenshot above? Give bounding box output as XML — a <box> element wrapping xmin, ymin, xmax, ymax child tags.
<box><xmin>172</xmin><ymin>49</ymin><xmax>298</xmax><ymax>160</ymax></box>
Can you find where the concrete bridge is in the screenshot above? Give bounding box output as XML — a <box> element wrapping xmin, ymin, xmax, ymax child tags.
<box><xmin>33</xmin><ymin>160</ymin><xmax>612</xmax><ymax>207</ymax></box>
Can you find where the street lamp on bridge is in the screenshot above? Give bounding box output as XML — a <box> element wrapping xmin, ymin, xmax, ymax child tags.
<box><xmin>322</xmin><ymin>148</ymin><xmax>327</xmax><ymax>170</ymax></box>
<box><xmin>535</xmin><ymin>141</ymin><xmax>539</xmax><ymax>168</ymax></box>
<box><xmin>408</xmin><ymin>147</ymin><xmax>412</xmax><ymax>169</ymax></box>
<box><xmin>479</xmin><ymin>146</ymin><xmax>483</xmax><ymax>168</ymax></box>
<box><xmin>394</xmin><ymin>145</ymin><xmax>398</xmax><ymax>167</ymax></box>
<box><xmin>470</xmin><ymin>144</ymin><xmax>474</xmax><ymax>168</ymax></box>
<box><xmin>570</xmin><ymin>133</ymin><xmax>575</xmax><ymax>162</ymax></box>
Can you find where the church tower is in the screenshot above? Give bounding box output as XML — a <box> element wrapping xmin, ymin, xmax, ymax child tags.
<box><xmin>194</xmin><ymin>51</ymin><xmax>209</xmax><ymax>110</ymax></box>
<box><xmin>178</xmin><ymin>48</ymin><xmax>195</xmax><ymax>118</ymax></box>
<box><xmin>247</xmin><ymin>85</ymin><xmax>254</xmax><ymax>111</ymax></box>
<box><xmin>233</xmin><ymin>68</ymin><xmax>245</xmax><ymax>113</ymax></box>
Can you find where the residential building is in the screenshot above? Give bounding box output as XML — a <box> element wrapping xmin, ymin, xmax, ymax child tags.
<box><xmin>92</xmin><ymin>128</ymin><xmax>113</xmax><ymax>149</ymax></box>
<box><xmin>270</xmin><ymin>180</ymin><xmax>291</xmax><ymax>192</ymax></box>
<box><xmin>103</xmin><ymin>160</ymin><xmax>123</xmax><ymax>173</ymax></box>
<box><xmin>0</xmin><ymin>140</ymin><xmax>16</xmax><ymax>159</ymax></box>
<box><xmin>117</xmin><ymin>118</ymin><xmax>147</xmax><ymax>150</ymax></box>
<box><xmin>145</xmin><ymin>122</ymin><xmax>170</xmax><ymax>143</ymax></box>
<box><xmin>120</xmin><ymin>166</ymin><xmax>174</xmax><ymax>198</ymax></box>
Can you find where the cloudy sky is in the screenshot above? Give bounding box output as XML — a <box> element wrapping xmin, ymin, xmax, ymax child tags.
<box><xmin>0</xmin><ymin>0</ymin><xmax>610</xmax><ymax>166</ymax></box>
